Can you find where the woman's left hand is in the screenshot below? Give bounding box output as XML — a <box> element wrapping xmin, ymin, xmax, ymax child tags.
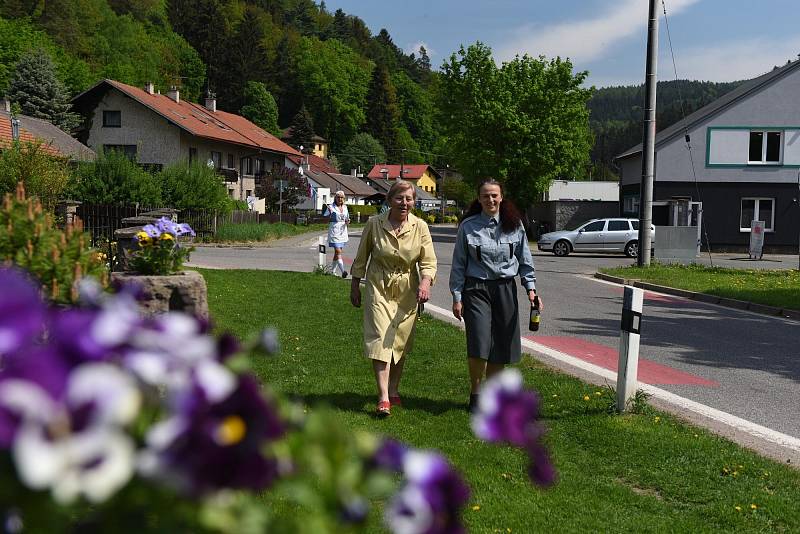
<box><xmin>417</xmin><ymin>277</ymin><xmax>431</xmax><ymax>303</ymax></box>
<box><xmin>529</xmin><ymin>290</ymin><xmax>543</xmax><ymax>312</ymax></box>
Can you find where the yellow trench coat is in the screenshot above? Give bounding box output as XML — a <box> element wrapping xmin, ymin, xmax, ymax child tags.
<box><xmin>350</xmin><ymin>212</ymin><xmax>437</xmax><ymax>363</ymax></box>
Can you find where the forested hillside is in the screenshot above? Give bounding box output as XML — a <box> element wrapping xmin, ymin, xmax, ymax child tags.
<box><xmin>588</xmin><ymin>79</ymin><xmax>742</xmax><ymax>178</ymax></box>
<box><xmin>0</xmin><ymin>0</ymin><xmax>746</xmax><ymax>183</ymax></box>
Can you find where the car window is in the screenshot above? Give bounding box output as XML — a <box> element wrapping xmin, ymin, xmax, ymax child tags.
<box><xmin>608</xmin><ymin>220</ymin><xmax>630</xmax><ymax>231</ymax></box>
<box><xmin>631</xmin><ymin>221</ymin><xmax>639</xmax><ymax>230</ymax></box>
<box><xmin>582</xmin><ymin>221</ymin><xmax>606</xmax><ymax>232</ymax></box>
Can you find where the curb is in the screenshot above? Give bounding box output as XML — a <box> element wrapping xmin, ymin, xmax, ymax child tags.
<box><xmin>594</xmin><ymin>272</ymin><xmax>800</xmax><ymax>322</ymax></box>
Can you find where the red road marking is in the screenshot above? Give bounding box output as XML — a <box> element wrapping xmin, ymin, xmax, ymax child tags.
<box><xmin>524</xmin><ymin>335</ymin><xmax>718</xmax><ymax>386</ymax></box>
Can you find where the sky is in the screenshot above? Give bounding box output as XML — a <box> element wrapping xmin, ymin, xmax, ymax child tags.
<box><xmin>320</xmin><ymin>0</ymin><xmax>800</xmax><ymax>87</ymax></box>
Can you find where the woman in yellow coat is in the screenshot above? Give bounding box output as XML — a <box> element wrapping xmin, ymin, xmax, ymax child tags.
<box><xmin>350</xmin><ymin>181</ymin><xmax>437</xmax><ymax>417</ymax></box>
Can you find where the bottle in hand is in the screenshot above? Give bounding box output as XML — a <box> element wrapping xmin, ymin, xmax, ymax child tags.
<box><xmin>529</xmin><ymin>296</ymin><xmax>541</xmax><ymax>332</ymax></box>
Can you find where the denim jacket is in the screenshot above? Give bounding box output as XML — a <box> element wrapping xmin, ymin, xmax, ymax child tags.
<box><xmin>449</xmin><ymin>213</ymin><xmax>536</xmax><ymax>303</ymax></box>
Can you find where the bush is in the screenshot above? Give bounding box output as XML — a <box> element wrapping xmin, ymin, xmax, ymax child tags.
<box><xmin>346</xmin><ymin>204</ymin><xmax>378</xmax><ymax>217</ymax></box>
<box><xmin>0</xmin><ymin>141</ymin><xmax>71</xmax><ymax>211</ymax></box>
<box><xmin>0</xmin><ymin>182</ymin><xmax>107</xmax><ymax>304</ymax></box>
<box><xmin>159</xmin><ymin>161</ymin><xmax>232</xmax><ymax>213</ymax></box>
<box><xmin>68</xmin><ymin>150</ymin><xmax>162</xmax><ymax>205</ymax></box>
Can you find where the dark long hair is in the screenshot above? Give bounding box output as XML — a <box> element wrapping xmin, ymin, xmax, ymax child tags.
<box><xmin>461</xmin><ymin>179</ymin><xmax>523</xmax><ymax>233</ymax></box>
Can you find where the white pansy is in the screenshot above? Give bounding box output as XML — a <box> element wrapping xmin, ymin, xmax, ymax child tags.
<box><xmin>67</xmin><ymin>363</ymin><xmax>140</xmax><ymax>426</ymax></box>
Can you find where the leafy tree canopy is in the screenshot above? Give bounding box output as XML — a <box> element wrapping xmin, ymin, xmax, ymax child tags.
<box><xmin>241</xmin><ymin>81</ymin><xmax>281</xmax><ymax>136</ymax></box>
<box><xmin>254</xmin><ymin>166</ymin><xmax>308</xmax><ymax>213</ymax></box>
<box><xmin>438</xmin><ymin>42</ymin><xmax>594</xmax><ymax>208</ymax></box>
<box><xmin>338</xmin><ymin>132</ymin><xmax>386</xmax><ymax>175</ymax></box>
<box><xmin>159</xmin><ymin>161</ymin><xmax>233</xmax><ymax>212</ymax></box>
<box><xmin>0</xmin><ymin>141</ymin><xmax>72</xmax><ymax>211</ymax></box>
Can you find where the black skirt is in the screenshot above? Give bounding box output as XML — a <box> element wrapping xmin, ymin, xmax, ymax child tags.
<box><xmin>462</xmin><ymin>277</ymin><xmax>521</xmax><ymax>364</ymax></box>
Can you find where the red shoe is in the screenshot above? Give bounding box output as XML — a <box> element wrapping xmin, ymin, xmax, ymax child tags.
<box><xmin>376</xmin><ymin>400</ymin><xmax>391</xmax><ymax>417</ymax></box>
<box><xmin>389</xmin><ymin>395</ymin><xmax>402</xmax><ymax>407</ymax></box>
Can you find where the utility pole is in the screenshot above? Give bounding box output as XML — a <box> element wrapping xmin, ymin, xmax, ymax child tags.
<box><xmin>637</xmin><ymin>0</ymin><xmax>659</xmax><ymax>267</ymax></box>
<box><xmin>400</xmin><ymin>148</ymin><xmax>405</xmax><ymax>181</ymax></box>
<box><xmin>440</xmin><ymin>163</ymin><xmax>449</xmax><ymax>219</ymax></box>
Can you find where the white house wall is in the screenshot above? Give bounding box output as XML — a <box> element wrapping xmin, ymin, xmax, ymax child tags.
<box><xmin>651</xmin><ymin>64</ymin><xmax>800</xmax><ymax>184</ymax></box>
<box><xmin>546</xmin><ymin>180</ymin><xmax>618</xmax><ymax>201</ymax></box>
<box><xmin>85</xmin><ymin>90</ymin><xmax>181</xmax><ymax>164</ymax></box>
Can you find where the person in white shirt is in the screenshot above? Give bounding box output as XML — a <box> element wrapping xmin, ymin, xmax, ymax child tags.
<box><xmin>325</xmin><ymin>190</ymin><xmax>350</xmax><ymax>277</ymax></box>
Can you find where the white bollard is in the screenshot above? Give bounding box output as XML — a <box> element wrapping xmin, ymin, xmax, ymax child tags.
<box><xmin>318</xmin><ymin>236</ymin><xmax>326</xmax><ymax>270</ymax></box>
<box><xmin>617</xmin><ymin>285</ymin><xmax>643</xmax><ymax>413</ymax></box>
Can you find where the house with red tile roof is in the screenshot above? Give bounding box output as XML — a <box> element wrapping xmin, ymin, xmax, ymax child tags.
<box><xmin>71</xmin><ymin>80</ymin><xmax>300</xmax><ymax>201</ymax></box>
<box><xmin>366</xmin><ymin>164</ymin><xmax>441</xmax><ymax>195</ymax></box>
<box><xmin>288</xmin><ymin>153</ymin><xmax>380</xmax><ymax>210</ymax></box>
<box><xmin>0</xmin><ymin>107</ymin><xmax>95</xmax><ymax>161</ymax></box>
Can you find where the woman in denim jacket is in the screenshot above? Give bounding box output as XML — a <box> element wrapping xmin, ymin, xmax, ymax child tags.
<box><xmin>449</xmin><ymin>180</ymin><xmax>543</xmax><ymax>412</ymax></box>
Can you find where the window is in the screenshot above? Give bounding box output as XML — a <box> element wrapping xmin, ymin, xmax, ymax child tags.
<box><xmin>631</xmin><ymin>220</ymin><xmax>640</xmax><ymax>230</ymax></box>
<box><xmin>623</xmin><ymin>195</ymin><xmax>640</xmax><ymax>215</ymax></box>
<box><xmin>227</xmin><ymin>153</ymin><xmax>234</xmax><ymax>169</ymax></box>
<box><xmin>582</xmin><ymin>221</ymin><xmax>606</xmax><ymax>232</ymax></box>
<box><xmin>254</xmin><ymin>158</ymin><xmax>264</xmax><ymax>175</ymax></box>
<box><xmin>102</xmin><ymin>110</ymin><xmax>121</xmax><ymax>127</ymax></box>
<box><xmin>103</xmin><ymin>144</ymin><xmax>137</xmax><ymax>160</ymax></box>
<box><xmin>243</xmin><ymin>157</ymin><xmax>253</xmax><ymax>175</ymax></box>
<box><xmin>228</xmin><ymin>189</ymin><xmax>234</xmax><ymax>197</ymax></box>
<box><xmin>740</xmin><ymin>198</ymin><xmax>774</xmax><ymax>232</ymax></box>
<box><xmin>189</xmin><ymin>147</ymin><xmax>197</xmax><ymax>164</ymax></box>
<box><xmin>748</xmin><ymin>131</ymin><xmax>781</xmax><ymax>163</ymax></box>
<box><xmin>210</xmin><ymin>151</ymin><xmax>222</xmax><ymax>169</ymax></box>
<box><xmin>245</xmin><ymin>190</ymin><xmax>252</xmax><ymax>198</ymax></box>
<box><xmin>272</xmin><ymin>161</ymin><xmax>281</xmax><ymax>172</ymax></box>
<box><xmin>608</xmin><ymin>220</ymin><xmax>631</xmax><ymax>231</ymax></box>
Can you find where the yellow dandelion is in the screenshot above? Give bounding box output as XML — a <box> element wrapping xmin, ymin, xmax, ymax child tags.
<box><xmin>583</xmin><ymin>395</ymin><xmax>590</xmax><ymax>401</ymax></box>
<box><xmin>750</xmin><ymin>504</ymin><xmax>757</xmax><ymax>510</ymax></box>
<box><xmin>654</xmin><ymin>416</ymin><xmax>660</xmax><ymax>423</ymax></box>
<box><xmin>694</xmin><ymin>434</ymin><xmax>699</xmax><ymax>438</ymax></box>
<box><xmin>472</xmin><ymin>505</ymin><xmax>481</xmax><ymax>511</ymax></box>
<box><xmin>595</xmin><ymin>391</ymin><xmax>602</xmax><ymax>396</ymax></box>
<box><xmin>552</xmin><ymin>394</ymin><xmax>558</xmax><ymax>398</ymax></box>
<box><xmin>733</xmin><ymin>471</ymin><xmax>738</xmax><ymax>477</ymax></box>
<box><xmin>734</xmin><ymin>505</ymin><xmax>741</xmax><ymax>512</ymax></box>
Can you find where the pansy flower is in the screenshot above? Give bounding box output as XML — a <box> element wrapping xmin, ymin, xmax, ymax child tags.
<box><xmin>156</xmin><ymin>217</ymin><xmax>180</xmax><ymax>237</ymax></box>
<box><xmin>385</xmin><ymin>451</ymin><xmax>470</xmax><ymax>534</ymax></box>
<box><xmin>0</xmin><ymin>268</ymin><xmax>46</xmax><ymax>356</ymax></box>
<box><xmin>1</xmin><ymin>363</ymin><xmax>141</xmax><ymax>504</ymax></box>
<box><xmin>140</xmin><ymin>372</ymin><xmax>285</xmax><ymax>495</ymax></box>
<box><xmin>471</xmin><ymin>369</ymin><xmax>556</xmax><ymax>487</ymax></box>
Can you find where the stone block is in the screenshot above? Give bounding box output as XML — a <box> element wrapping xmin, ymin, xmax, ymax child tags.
<box><xmin>111</xmin><ymin>270</ymin><xmax>208</xmax><ymax>320</ymax></box>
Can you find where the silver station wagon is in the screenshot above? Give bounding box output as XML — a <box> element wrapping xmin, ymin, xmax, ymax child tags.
<box><xmin>537</xmin><ymin>218</ymin><xmax>655</xmax><ymax>257</ymax></box>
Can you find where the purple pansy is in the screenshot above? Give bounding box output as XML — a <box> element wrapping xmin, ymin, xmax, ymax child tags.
<box><xmin>3</xmin><ymin>363</ymin><xmax>141</xmax><ymax>504</ymax></box>
<box><xmin>0</xmin><ymin>268</ymin><xmax>46</xmax><ymax>356</ymax></box>
<box><xmin>372</xmin><ymin>438</ymin><xmax>408</xmax><ymax>473</ymax></box>
<box><xmin>385</xmin><ymin>451</ymin><xmax>470</xmax><ymax>534</ymax></box>
<box><xmin>156</xmin><ymin>217</ymin><xmax>180</xmax><ymax>237</ymax></box>
<box><xmin>140</xmin><ymin>373</ymin><xmax>285</xmax><ymax>495</ymax></box>
<box><xmin>141</xmin><ymin>224</ymin><xmax>161</xmax><ymax>238</ymax></box>
<box><xmin>471</xmin><ymin>369</ymin><xmax>556</xmax><ymax>487</ymax></box>
<box><xmin>176</xmin><ymin>223</ymin><xmax>196</xmax><ymax>237</ymax></box>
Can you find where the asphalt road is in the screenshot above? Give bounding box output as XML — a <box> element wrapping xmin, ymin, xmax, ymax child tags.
<box><xmin>188</xmin><ymin>227</ymin><xmax>800</xmax><ymax>448</ymax></box>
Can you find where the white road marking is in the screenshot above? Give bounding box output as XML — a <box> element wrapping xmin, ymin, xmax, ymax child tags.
<box><xmin>424</xmin><ymin>302</ymin><xmax>800</xmax><ymax>453</ymax></box>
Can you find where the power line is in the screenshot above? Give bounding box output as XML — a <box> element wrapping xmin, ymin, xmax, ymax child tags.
<box><xmin>661</xmin><ymin>0</ymin><xmax>714</xmax><ymax>265</ymax></box>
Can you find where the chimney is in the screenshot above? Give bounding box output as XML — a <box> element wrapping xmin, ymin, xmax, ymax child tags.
<box><xmin>2</xmin><ymin>98</ymin><xmax>10</xmax><ymax>113</ymax></box>
<box><xmin>380</xmin><ymin>168</ymin><xmax>389</xmax><ymax>179</ymax></box>
<box><xmin>167</xmin><ymin>86</ymin><xmax>180</xmax><ymax>103</ymax></box>
<box><xmin>144</xmin><ymin>81</ymin><xmax>154</xmax><ymax>95</ymax></box>
<box><xmin>11</xmin><ymin>117</ymin><xmax>20</xmax><ymax>141</ymax></box>
<box><xmin>204</xmin><ymin>91</ymin><xmax>216</xmax><ymax>112</ymax></box>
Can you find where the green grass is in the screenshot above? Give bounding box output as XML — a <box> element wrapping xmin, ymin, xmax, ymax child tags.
<box><xmin>201</xmin><ymin>269</ymin><xmax>800</xmax><ymax>532</ymax></box>
<box><xmin>209</xmin><ymin>222</ymin><xmax>329</xmax><ymax>243</ymax></box>
<box><xmin>601</xmin><ymin>264</ymin><xmax>800</xmax><ymax>311</ymax></box>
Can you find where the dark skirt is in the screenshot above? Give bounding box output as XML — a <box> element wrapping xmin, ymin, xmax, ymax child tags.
<box><xmin>462</xmin><ymin>277</ymin><xmax>521</xmax><ymax>364</ymax></box>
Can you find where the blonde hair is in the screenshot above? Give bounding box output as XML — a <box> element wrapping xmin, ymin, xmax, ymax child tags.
<box><xmin>334</xmin><ymin>190</ymin><xmax>345</xmax><ymax>198</ymax></box>
<box><xmin>386</xmin><ymin>180</ymin><xmax>415</xmax><ymax>202</ymax></box>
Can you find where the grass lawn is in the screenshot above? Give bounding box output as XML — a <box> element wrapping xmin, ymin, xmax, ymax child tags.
<box><xmin>208</xmin><ymin>222</ymin><xmax>329</xmax><ymax>243</ymax></box>
<box><xmin>601</xmin><ymin>263</ymin><xmax>800</xmax><ymax>311</ymax></box>
<box><xmin>201</xmin><ymin>269</ymin><xmax>800</xmax><ymax>532</ymax></box>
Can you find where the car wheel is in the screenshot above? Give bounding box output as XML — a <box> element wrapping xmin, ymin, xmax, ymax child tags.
<box><xmin>624</xmin><ymin>240</ymin><xmax>638</xmax><ymax>258</ymax></box>
<box><xmin>553</xmin><ymin>240</ymin><xmax>571</xmax><ymax>257</ymax></box>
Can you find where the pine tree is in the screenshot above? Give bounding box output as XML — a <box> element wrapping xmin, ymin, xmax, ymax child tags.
<box><xmin>365</xmin><ymin>64</ymin><xmax>401</xmax><ymax>156</ymax></box>
<box><xmin>7</xmin><ymin>48</ymin><xmax>81</xmax><ymax>131</ymax></box>
<box><xmin>288</xmin><ymin>106</ymin><xmax>316</xmax><ymax>152</ymax></box>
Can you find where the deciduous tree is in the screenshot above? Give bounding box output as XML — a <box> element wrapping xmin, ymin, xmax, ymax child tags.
<box><xmin>338</xmin><ymin>133</ymin><xmax>385</xmax><ymax>175</ymax></box>
<box><xmin>438</xmin><ymin>43</ymin><xmax>593</xmax><ymax>209</ymax></box>
<box><xmin>241</xmin><ymin>81</ymin><xmax>280</xmax><ymax>136</ymax></box>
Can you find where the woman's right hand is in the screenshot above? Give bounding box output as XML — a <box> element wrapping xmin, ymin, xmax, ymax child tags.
<box><xmin>452</xmin><ymin>301</ymin><xmax>463</xmax><ymax>321</ymax></box>
<box><xmin>350</xmin><ymin>279</ymin><xmax>361</xmax><ymax>307</ymax></box>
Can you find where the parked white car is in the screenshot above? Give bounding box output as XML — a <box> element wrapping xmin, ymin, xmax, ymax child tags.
<box><xmin>537</xmin><ymin>218</ymin><xmax>655</xmax><ymax>257</ymax></box>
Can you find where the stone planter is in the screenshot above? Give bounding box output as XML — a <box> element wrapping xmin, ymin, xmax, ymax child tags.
<box><xmin>111</xmin><ymin>270</ymin><xmax>209</xmax><ymax>320</ymax></box>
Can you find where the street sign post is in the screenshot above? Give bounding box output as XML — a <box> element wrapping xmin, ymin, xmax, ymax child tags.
<box><xmin>617</xmin><ymin>285</ymin><xmax>643</xmax><ymax>413</ymax></box>
<box><xmin>749</xmin><ymin>220</ymin><xmax>765</xmax><ymax>260</ymax></box>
